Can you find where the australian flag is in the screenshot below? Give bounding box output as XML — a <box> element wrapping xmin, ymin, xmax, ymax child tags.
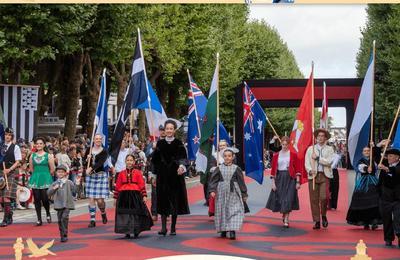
<box><xmin>243</xmin><ymin>82</ymin><xmax>266</xmax><ymax>184</ymax></box>
<box><xmin>110</xmin><ymin>32</ymin><xmax>148</xmax><ymax>165</ymax></box>
<box><xmin>187</xmin><ymin>74</ymin><xmax>207</xmax><ymax>161</ymax></box>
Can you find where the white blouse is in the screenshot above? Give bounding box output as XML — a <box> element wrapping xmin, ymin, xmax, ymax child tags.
<box><xmin>278</xmin><ymin>150</ymin><xmax>290</xmax><ymax>171</ymax></box>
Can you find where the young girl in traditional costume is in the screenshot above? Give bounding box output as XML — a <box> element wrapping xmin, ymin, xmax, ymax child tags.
<box><xmin>114</xmin><ymin>154</ymin><xmax>153</xmax><ymax>238</ymax></box>
<box><xmin>209</xmin><ymin>147</ymin><xmax>248</xmax><ymax>240</ymax></box>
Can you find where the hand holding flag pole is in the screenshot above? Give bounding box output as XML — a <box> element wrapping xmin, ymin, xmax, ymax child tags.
<box><xmin>378</xmin><ymin>103</ymin><xmax>400</xmax><ymax>166</ymax></box>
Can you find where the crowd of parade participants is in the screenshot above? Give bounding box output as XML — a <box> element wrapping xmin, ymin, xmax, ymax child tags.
<box><xmin>0</xmin><ymin>123</ymin><xmax>399</xmax><ymax>248</ymax></box>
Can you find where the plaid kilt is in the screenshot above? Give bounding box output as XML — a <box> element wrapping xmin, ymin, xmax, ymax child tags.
<box><xmin>0</xmin><ymin>171</ymin><xmax>18</xmax><ymax>199</ymax></box>
<box><xmin>85</xmin><ymin>171</ymin><xmax>109</xmax><ymax>199</ymax></box>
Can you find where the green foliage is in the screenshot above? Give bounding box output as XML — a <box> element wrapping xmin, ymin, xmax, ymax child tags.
<box><xmin>0</xmin><ymin>4</ymin><xmax>302</xmax><ymax>137</ymax></box>
<box><xmin>356</xmin><ymin>4</ymin><xmax>400</xmax><ymax>137</ymax></box>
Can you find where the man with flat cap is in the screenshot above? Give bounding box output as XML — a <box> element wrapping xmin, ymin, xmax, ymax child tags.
<box><xmin>0</xmin><ymin>128</ymin><xmax>22</xmax><ymax>227</ymax></box>
<box><xmin>378</xmin><ymin>147</ymin><xmax>400</xmax><ymax>248</ymax></box>
<box><xmin>305</xmin><ymin>128</ymin><xmax>334</xmax><ymax>230</ymax></box>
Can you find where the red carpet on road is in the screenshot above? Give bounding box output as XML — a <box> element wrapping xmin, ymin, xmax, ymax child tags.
<box><xmin>1</xmin><ymin>169</ymin><xmax>399</xmax><ymax>259</ymax></box>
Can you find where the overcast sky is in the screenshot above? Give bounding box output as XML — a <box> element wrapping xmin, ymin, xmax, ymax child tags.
<box><xmin>249</xmin><ymin>5</ymin><xmax>367</xmax><ymax>127</ymax></box>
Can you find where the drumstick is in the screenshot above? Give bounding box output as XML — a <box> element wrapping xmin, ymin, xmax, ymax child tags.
<box><xmin>3</xmin><ymin>162</ymin><xmax>9</xmax><ymax>190</ymax></box>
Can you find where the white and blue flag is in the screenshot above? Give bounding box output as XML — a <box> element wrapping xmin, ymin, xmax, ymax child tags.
<box><xmin>95</xmin><ymin>69</ymin><xmax>108</xmax><ymax>149</ymax></box>
<box><xmin>348</xmin><ymin>52</ymin><xmax>374</xmax><ymax>167</ymax></box>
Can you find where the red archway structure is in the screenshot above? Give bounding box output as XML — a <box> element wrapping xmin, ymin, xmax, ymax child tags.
<box><xmin>234</xmin><ymin>78</ymin><xmax>363</xmax><ymax>167</ymax></box>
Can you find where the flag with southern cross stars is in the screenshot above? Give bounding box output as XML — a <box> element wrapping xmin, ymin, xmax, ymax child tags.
<box><xmin>243</xmin><ymin>82</ymin><xmax>266</xmax><ymax>184</ymax></box>
<box><xmin>187</xmin><ymin>74</ymin><xmax>207</xmax><ymax>161</ymax></box>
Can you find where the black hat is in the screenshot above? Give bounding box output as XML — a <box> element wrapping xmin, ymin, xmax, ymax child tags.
<box><xmin>56</xmin><ymin>164</ymin><xmax>68</xmax><ymax>172</ymax></box>
<box><xmin>4</xmin><ymin>128</ymin><xmax>14</xmax><ymax>135</ymax></box>
<box><xmin>386</xmin><ymin>148</ymin><xmax>400</xmax><ymax>157</ymax></box>
<box><xmin>158</xmin><ymin>125</ymin><xmax>165</xmax><ymax>131</ymax></box>
<box><xmin>314</xmin><ymin>128</ymin><xmax>331</xmax><ymax>139</ymax></box>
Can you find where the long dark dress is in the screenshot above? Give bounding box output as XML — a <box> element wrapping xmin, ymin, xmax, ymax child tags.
<box><xmin>152</xmin><ymin>138</ymin><xmax>190</xmax><ymax>216</ymax></box>
<box><xmin>346</xmin><ymin>157</ymin><xmax>382</xmax><ymax>226</ymax></box>
<box><xmin>114</xmin><ymin>169</ymin><xmax>153</xmax><ymax>235</ymax></box>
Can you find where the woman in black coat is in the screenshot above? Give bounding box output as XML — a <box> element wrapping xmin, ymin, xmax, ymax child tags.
<box><xmin>152</xmin><ymin>120</ymin><xmax>190</xmax><ymax>236</ymax></box>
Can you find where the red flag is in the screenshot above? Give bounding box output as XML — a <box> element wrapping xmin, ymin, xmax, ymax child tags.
<box><xmin>290</xmin><ymin>71</ymin><xmax>314</xmax><ymax>182</ymax></box>
<box><xmin>320</xmin><ymin>81</ymin><xmax>328</xmax><ymax>129</ymax></box>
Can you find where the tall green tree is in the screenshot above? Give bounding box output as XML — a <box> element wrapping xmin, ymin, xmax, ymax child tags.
<box><xmin>356</xmin><ymin>4</ymin><xmax>400</xmax><ymax>139</ymax></box>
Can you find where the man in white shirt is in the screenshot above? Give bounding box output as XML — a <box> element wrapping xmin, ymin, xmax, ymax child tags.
<box><xmin>0</xmin><ymin>128</ymin><xmax>22</xmax><ymax>227</ymax></box>
<box><xmin>305</xmin><ymin>128</ymin><xmax>334</xmax><ymax>230</ymax></box>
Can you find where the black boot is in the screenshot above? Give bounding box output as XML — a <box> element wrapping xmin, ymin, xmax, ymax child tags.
<box><xmin>158</xmin><ymin>215</ymin><xmax>167</xmax><ymax>236</ymax></box>
<box><xmin>101</xmin><ymin>213</ymin><xmax>108</xmax><ymax>224</ymax></box>
<box><xmin>229</xmin><ymin>231</ymin><xmax>236</xmax><ymax>240</ymax></box>
<box><xmin>170</xmin><ymin>215</ymin><xmax>177</xmax><ymax>236</ymax></box>
<box><xmin>322</xmin><ymin>216</ymin><xmax>328</xmax><ymax>228</ymax></box>
<box><xmin>313</xmin><ymin>221</ymin><xmax>321</xmax><ymax>229</ymax></box>
<box><xmin>220</xmin><ymin>231</ymin><xmax>227</xmax><ymax>238</ymax></box>
<box><xmin>88</xmin><ymin>221</ymin><xmax>96</xmax><ymax>228</ymax></box>
<box><xmin>0</xmin><ymin>215</ymin><xmax>8</xmax><ymax>227</ymax></box>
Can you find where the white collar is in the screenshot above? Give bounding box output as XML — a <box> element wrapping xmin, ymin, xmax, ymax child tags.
<box><xmin>165</xmin><ymin>136</ymin><xmax>175</xmax><ymax>143</ymax></box>
<box><xmin>390</xmin><ymin>161</ymin><xmax>399</xmax><ymax>167</ymax></box>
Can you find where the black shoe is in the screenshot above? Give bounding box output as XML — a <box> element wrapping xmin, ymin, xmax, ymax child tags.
<box><xmin>134</xmin><ymin>233</ymin><xmax>139</xmax><ymax>238</ymax></box>
<box><xmin>322</xmin><ymin>216</ymin><xmax>328</xmax><ymax>228</ymax></box>
<box><xmin>229</xmin><ymin>231</ymin><xmax>236</xmax><ymax>240</ymax></box>
<box><xmin>101</xmin><ymin>213</ymin><xmax>108</xmax><ymax>224</ymax></box>
<box><xmin>313</xmin><ymin>222</ymin><xmax>321</xmax><ymax>230</ymax></box>
<box><xmin>125</xmin><ymin>234</ymin><xmax>131</xmax><ymax>239</ymax></box>
<box><xmin>46</xmin><ymin>215</ymin><xmax>52</xmax><ymax>224</ymax></box>
<box><xmin>385</xmin><ymin>241</ymin><xmax>392</xmax><ymax>247</ymax></box>
<box><xmin>60</xmin><ymin>237</ymin><xmax>68</xmax><ymax>243</ymax></box>
<box><xmin>88</xmin><ymin>221</ymin><xmax>96</xmax><ymax>228</ymax></box>
<box><xmin>220</xmin><ymin>231</ymin><xmax>227</xmax><ymax>238</ymax></box>
<box><xmin>170</xmin><ymin>230</ymin><xmax>176</xmax><ymax>236</ymax></box>
<box><xmin>371</xmin><ymin>224</ymin><xmax>378</xmax><ymax>230</ymax></box>
<box><xmin>35</xmin><ymin>220</ymin><xmax>42</xmax><ymax>226</ymax></box>
<box><xmin>158</xmin><ymin>229</ymin><xmax>167</xmax><ymax>236</ymax></box>
<box><xmin>0</xmin><ymin>221</ymin><xmax>8</xmax><ymax>227</ymax></box>
<box><xmin>364</xmin><ymin>225</ymin><xmax>370</xmax><ymax>230</ymax></box>
<box><xmin>7</xmin><ymin>212</ymin><xmax>13</xmax><ymax>225</ymax></box>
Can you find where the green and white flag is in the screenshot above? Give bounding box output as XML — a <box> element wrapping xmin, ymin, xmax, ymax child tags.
<box><xmin>195</xmin><ymin>55</ymin><xmax>219</xmax><ymax>173</ymax></box>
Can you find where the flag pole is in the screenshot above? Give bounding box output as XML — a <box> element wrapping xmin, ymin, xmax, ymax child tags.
<box><xmin>187</xmin><ymin>69</ymin><xmax>202</xmax><ymax>139</ymax></box>
<box><xmin>87</xmin><ymin>68</ymin><xmax>106</xmax><ymax>169</ymax></box>
<box><xmin>216</xmin><ymin>53</ymin><xmax>220</xmax><ymax>165</ymax></box>
<box><xmin>323</xmin><ymin>81</ymin><xmax>328</xmax><ymax>130</ymax></box>
<box><xmin>378</xmin><ymin>103</ymin><xmax>400</xmax><ymax>166</ymax></box>
<box><xmin>370</xmin><ymin>40</ymin><xmax>376</xmax><ymax>169</ymax></box>
<box><xmin>138</xmin><ymin>28</ymin><xmax>155</xmax><ymax>141</ymax></box>
<box><xmin>266</xmin><ymin>117</ymin><xmax>281</xmax><ymax>143</ymax></box>
<box><xmin>129</xmin><ymin>110</ymin><xmax>134</xmax><ymax>153</ymax></box>
<box><xmin>311</xmin><ymin>62</ymin><xmax>316</xmax><ymax>190</ymax></box>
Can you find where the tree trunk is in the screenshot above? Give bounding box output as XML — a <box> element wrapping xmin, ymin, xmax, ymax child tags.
<box><xmin>108</xmin><ymin>62</ymin><xmax>128</xmax><ymax>114</ymax></box>
<box><xmin>85</xmin><ymin>54</ymin><xmax>102</xmax><ymax>137</ymax></box>
<box><xmin>8</xmin><ymin>60</ymin><xmax>22</xmax><ymax>84</ymax></box>
<box><xmin>167</xmin><ymin>85</ymin><xmax>178</xmax><ymax>118</ymax></box>
<box><xmin>64</xmin><ymin>52</ymin><xmax>85</xmax><ymax>140</ymax></box>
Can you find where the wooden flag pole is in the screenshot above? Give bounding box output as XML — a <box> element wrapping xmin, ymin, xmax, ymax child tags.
<box><xmin>378</xmin><ymin>103</ymin><xmax>400</xmax><ymax>166</ymax></box>
<box><xmin>266</xmin><ymin>117</ymin><xmax>281</xmax><ymax>143</ymax></box>
<box><xmin>370</xmin><ymin>40</ymin><xmax>376</xmax><ymax>169</ymax></box>
<box><xmin>216</xmin><ymin>53</ymin><xmax>220</xmax><ymax>165</ymax></box>
<box><xmin>311</xmin><ymin>62</ymin><xmax>316</xmax><ymax>191</ymax></box>
<box><xmin>129</xmin><ymin>109</ymin><xmax>134</xmax><ymax>154</ymax></box>
<box><xmin>3</xmin><ymin>162</ymin><xmax>9</xmax><ymax>190</ymax></box>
